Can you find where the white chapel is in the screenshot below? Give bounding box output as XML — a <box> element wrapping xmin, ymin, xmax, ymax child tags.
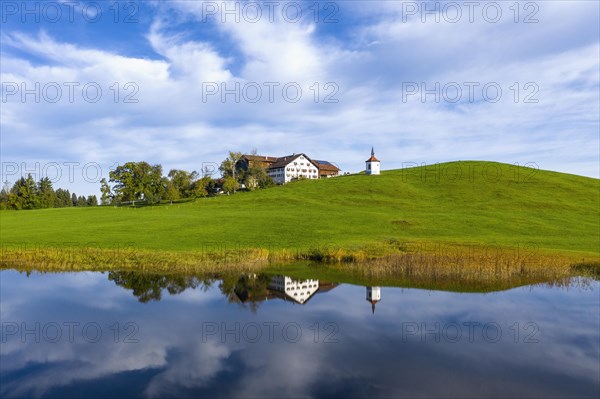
<box><xmin>365</xmin><ymin>147</ymin><xmax>381</xmax><ymax>175</ymax></box>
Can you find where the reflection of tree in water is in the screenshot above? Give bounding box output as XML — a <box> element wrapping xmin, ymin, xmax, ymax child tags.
<box><xmin>219</xmin><ymin>273</ymin><xmax>272</xmax><ymax>313</ymax></box>
<box><xmin>107</xmin><ymin>271</ymin><xmax>215</xmax><ymax>303</ymax></box>
<box><xmin>107</xmin><ymin>271</ymin><xmax>272</xmax><ymax>306</ymax></box>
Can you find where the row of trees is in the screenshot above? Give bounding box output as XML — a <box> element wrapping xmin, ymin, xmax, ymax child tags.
<box><xmin>103</xmin><ymin>153</ymin><xmax>275</xmax><ymax>205</ymax></box>
<box><xmin>1</xmin><ymin>152</ymin><xmax>275</xmax><ymax>210</ymax></box>
<box><xmin>0</xmin><ymin>175</ymin><xmax>98</xmax><ymax>210</ymax></box>
<box><xmin>102</xmin><ymin>162</ymin><xmax>215</xmax><ymax>205</ymax></box>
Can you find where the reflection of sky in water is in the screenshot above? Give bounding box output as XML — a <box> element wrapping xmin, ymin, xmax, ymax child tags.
<box><xmin>1</xmin><ymin>270</ymin><xmax>598</xmax><ymax>398</ymax></box>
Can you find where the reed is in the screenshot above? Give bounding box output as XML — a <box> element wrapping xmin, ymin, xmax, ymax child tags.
<box><xmin>2</xmin><ymin>241</ymin><xmax>596</xmax><ymax>286</ymax></box>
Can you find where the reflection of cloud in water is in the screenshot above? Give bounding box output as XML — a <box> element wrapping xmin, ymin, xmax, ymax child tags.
<box><xmin>2</xmin><ymin>336</ymin><xmax>168</xmax><ymax>398</ymax></box>
<box><xmin>231</xmin><ymin>338</ymin><xmax>334</xmax><ymax>398</ymax></box>
<box><xmin>1</xmin><ymin>271</ymin><xmax>133</xmax><ymax>319</ymax></box>
<box><xmin>0</xmin><ymin>270</ymin><xmax>598</xmax><ymax>398</ymax></box>
<box><xmin>144</xmin><ymin>342</ymin><xmax>231</xmax><ymax>398</ymax></box>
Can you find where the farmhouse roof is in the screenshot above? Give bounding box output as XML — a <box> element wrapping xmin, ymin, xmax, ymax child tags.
<box><xmin>242</xmin><ymin>154</ymin><xmax>278</xmax><ymax>163</ymax></box>
<box><xmin>242</xmin><ymin>153</ymin><xmax>340</xmax><ymax>173</ymax></box>
<box><xmin>269</xmin><ymin>153</ymin><xmax>316</xmax><ymax>169</ymax></box>
<box><xmin>314</xmin><ymin>160</ymin><xmax>341</xmax><ymax>173</ymax></box>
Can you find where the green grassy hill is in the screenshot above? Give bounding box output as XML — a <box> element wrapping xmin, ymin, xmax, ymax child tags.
<box><xmin>1</xmin><ymin>162</ymin><xmax>599</xmax><ymax>261</ymax></box>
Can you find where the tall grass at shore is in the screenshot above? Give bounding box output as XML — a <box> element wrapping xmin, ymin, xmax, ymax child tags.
<box><xmin>3</xmin><ymin>239</ymin><xmax>597</xmax><ymax>293</ymax></box>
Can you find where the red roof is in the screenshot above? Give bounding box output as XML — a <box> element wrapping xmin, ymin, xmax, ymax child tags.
<box><xmin>366</xmin><ymin>155</ymin><xmax>380</xmax><ymax>162</ymax></box>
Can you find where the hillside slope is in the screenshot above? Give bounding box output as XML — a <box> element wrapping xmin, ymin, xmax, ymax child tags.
<box><xmin>1</xmin><ymin>162</ymin><xmax>598</xmax><ymax>257</ymax></box>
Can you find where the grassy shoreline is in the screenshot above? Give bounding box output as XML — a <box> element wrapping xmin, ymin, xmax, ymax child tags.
<box><xmin>2</xmin><ymin>240</ymin><xmax>598</xmax><ymax>276</ymax></box>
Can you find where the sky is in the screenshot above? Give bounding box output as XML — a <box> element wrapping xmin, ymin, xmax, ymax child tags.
<box><xmin>1</xmin><ymin>0</ymin><xmax>599</xmax><ymax>195</ymax></box>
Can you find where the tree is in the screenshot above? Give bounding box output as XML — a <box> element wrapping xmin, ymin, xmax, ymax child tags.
<box><xmin>8</xmin><ymin>175</ymin><xmax>37</xmax><ymax>210</ymax></box>
<box><xmin>107</xmin><ymin>271</ymin><xmax>209</xmax><ymax>303</ymax></box>
<box><xmin>168</xmin><ymin>169</ymin><xmax>198</xmax><ymax>198</ymax></box>
<box><xmin>109</xmin><ymin>163</ymin><xmax>136</xmax><ymax>203</ymax></box>
<box><xmin>202</xmin><ymin>164</ymin><xmax>215</xmax><ymax>178</ymax></box>
<box><xmin>190</xmin><ymin>176</ymin><xmax>210</xmax><ymax>200</ymax></box>
<box><xmin>100</xmin><ymin>178</ymin><xmax>112</xmax><ymax>205</ymax></box>
<box><xmin>55</xmin><ymin>189</ymin><xmax>72</xmax><ymax>207</ymax></box>
<box><xmin>37</xmin><ymin>177</ymin><xmax>55</xmax><ymax>209</ymax></box>
<box><xmin>222</xmin><ymin>176</ymin><xmax>239</xmax><ymax>194</ymax></box>
<box><xmin>220</xmin><ymin>273</ymin><xmax>272</xmax><ymax>313</ymax></box>
<box><xmin>71</xmin><ymin>193</ymin><xmax>78</xmax><ymax>207</ymax></box>
<box><xmin>259</xmin><ymin>175</ymin><xmax>275</xmax><ymax>189</ymax></box>
<box><xmin>77</xmin><ymin>195</ymin><xmax>87</xmax><ymax>207</ymax></box>
<box><xmin>109</xmin><ymin>162</ymin><xmax>164</xmax><ymax>205</ymax></box>
<box><xmin>219</xmin><ymin>151</ymin><xmax>243</xmax><ymax>181</ymax></box>
<box><xmin>140</xmin><ymin>163</ymin><xmax>165</xmax><ymax>204</ymax></box>
<box><xmin>244</xmin><ymin>162</ymin><xmax>272</xmax><ymax>191</ymax></box>
<box><xmin>87</xmin><ymin>195</ymin><xmax>98</xmax><ymax>206</ymax></box>
<box><xmin>0</xmin><ymin>181</ymin><xmax>9</xmax><ymax>210</ymax></box>
<box><xmin>7</xmin><ymin>192</ymin><xmax>21</xmax><ymax>210</ymax></box>
<box><xmin>164</xmin><ymin>181</ymin><xmax>180</xmax><ymax>205</ymax></box>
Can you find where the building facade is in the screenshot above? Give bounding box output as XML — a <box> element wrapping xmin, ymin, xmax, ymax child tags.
<box><xmin>239</xmin><ymin>153</ymin><xmax>340</xmax><ymax>184</ymax></box>
<box><xmin>267</xmin><ymin>154</ymin><xmax>319</xmax><ymax>184</ymax></box>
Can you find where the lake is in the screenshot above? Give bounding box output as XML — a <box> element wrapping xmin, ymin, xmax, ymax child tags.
<box><xmin>1</xmin><ymin>269</ymin><xmax>598</xmax><ymax>398</ymax></box>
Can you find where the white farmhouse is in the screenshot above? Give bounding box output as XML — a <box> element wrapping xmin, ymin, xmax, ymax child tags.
<box><xmin>266</xmin><ymin>153</ymin><xmax>320</xmax><ymax>184</ymax></box>
<box><xmin>365</xmin><ymin>147</ymin><xmax>381</xmax><ymax>175</ymax></box>
<box><xmin>238</xmin><ymin>153</ymin><xmax>340</xmax><ymax>184</ymax></box>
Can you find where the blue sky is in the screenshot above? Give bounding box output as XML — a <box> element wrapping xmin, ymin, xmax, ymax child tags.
<box><xmin>1</xmin><ymin>0</ymin><xmax>599</xmax><ymax>195</ymax></box>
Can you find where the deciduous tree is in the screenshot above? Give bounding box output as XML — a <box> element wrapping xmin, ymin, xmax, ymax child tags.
<box><xmin>100</xmin><ymin>178</ymin><xmax>112</xmax><ymax>205</ymax></box>
<box><xmin>222</xmin><ymin>176</ymin><xmax>239</xmax><ymax>194</ymax></box>
<box><xmin>219</xmin><ymin>151</ymin><xmax>243</xmax><ymax>181</ymax></box>
<box><xmin>109</xmin><ymin>162</ymin><xmax>164</xmax><ymax>205</ymax></box>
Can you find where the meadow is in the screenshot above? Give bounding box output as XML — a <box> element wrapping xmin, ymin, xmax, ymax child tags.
<box><xmin>1</xmin><ymin>161</ymin><xmax>598</xmax><ymax>273</ymax></box>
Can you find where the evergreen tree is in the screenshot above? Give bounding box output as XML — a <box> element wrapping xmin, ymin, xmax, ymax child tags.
<box><xmin>71</xmin><ymin>193</ymin><xmax>78</xmax><ymax>207</ymax></box>
<box><xmin>8</xmin><ymin>175</ymin><xmax>37</xmax><ymax>209</ymax></box>
<box><xmin>0</xmin><ymin>181</ymin><xmax>9</xmax><ymax>210</ymax></box>
<box><xmin>37</xmin><ymin>177</ymin><xmax>56</xmax><ymax>209</ymax></box>
<box><xmin>86</xmin><ymin>195</ymin><xmax>98</xmax><ymax>206</ymax></box>
<box><xmin>55</xmin><ymin>189</ymin><xmax>72</xmax><ymax>207</ymax></box>
<box><xmin>77</xmin><ymin>195</ymin><xmax>87</xmax><ymax>207</ymax></box>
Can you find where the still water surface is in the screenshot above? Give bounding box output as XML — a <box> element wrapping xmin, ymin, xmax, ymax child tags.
<box><xmin>1</xmin><ymin>270</ymin><xmax>598</xmax><ymax>398</ymax></box>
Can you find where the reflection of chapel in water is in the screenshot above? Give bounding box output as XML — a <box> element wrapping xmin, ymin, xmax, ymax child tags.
<box><xmin>366</xmin><ymin>286</ymin><xmax>381</xmax><ymax>314</ymax></box>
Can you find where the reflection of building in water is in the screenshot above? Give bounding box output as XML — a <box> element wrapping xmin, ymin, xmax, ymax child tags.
<box><xmin>233</xmin><ymin>274</ymin><xmax>337</xmax><ymax>305</ymax></box>
<box><xmin>366</xmin><ymin>286</ymin><xmax>381</xmax><ymax>314</ymax></box>
<box><xmin>269</xmin><ymin>276</ymin><xmax>319</xmax><ymax>304</ymax></box>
